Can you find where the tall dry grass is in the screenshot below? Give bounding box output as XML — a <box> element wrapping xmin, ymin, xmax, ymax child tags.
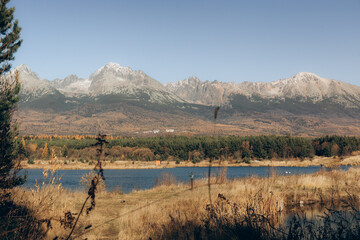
<box><xmin>0</xmin><ymin>166</ymin><xmax>83</xmax><ymax>239</ymax></box>
<box><xmin>5</xmin><ymin>167</ymin><xmax>360</xmax><ymax>239</ymax></box>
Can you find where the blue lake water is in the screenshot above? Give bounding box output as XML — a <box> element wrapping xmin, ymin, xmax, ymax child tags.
<box><xmin>20</xmin><ymin>166</ymin><xmax>351</xmax><ymax>194</ymax></box>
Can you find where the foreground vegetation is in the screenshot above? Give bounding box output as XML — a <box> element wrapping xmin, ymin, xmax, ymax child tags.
<box><xmin>3</xmin><ymin>166</ymin><xmax>360</xmax><ymax>239</ymax></box>
<box><xmin>18</xmin><ymin>135</ymin><xmax>360</xmax><ymax>165</ymax></box>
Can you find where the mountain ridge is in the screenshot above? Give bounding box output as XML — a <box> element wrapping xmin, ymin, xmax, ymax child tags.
<box><xmin>166</xmin><ymin>72</ymin><xmax>360</xmax><ymax>108</ymax></box>
<box><xmin>9</xmin><ymin>63</ymin><xmax>360</xmax><ymax>136</ymax></box>
<box><xmin>14</xmin><ymin>63</ymin><xmax>184</xmax><ymax>104</ymax></box>
<box><xmin>14</xmin><ymin>63</ymin><xmax>360</xmax><ymax>107</ymax></box>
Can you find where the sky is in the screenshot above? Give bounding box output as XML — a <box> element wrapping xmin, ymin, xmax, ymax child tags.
<box><xmin>9</xmin><ymin>0</ymin><xmax>360</xmax><ymax>85</ymax></box>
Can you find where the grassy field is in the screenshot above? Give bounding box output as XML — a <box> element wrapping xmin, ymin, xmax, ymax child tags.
<box><xmin>4</xmin><ymin>165</ymin><xmax>360</xmax><ymax>239</ymax></box>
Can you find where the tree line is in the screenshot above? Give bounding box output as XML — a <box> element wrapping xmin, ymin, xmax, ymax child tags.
<box><xmin>19</xmin><ymin>135</ymin><xmax>360</xmax><ymax>163</ymax></box>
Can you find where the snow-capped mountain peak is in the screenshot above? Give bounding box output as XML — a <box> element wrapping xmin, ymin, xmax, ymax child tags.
<box><xmin>13</xmin><ymin>63</ymin><xmax>360</xmax><ymax>109</ymax></box>
<box><xmin>92</xmin><ymin>62</ymin><xmax>133</xmax><ymax>77</ymax></box>
<box><xmin>14</xmin><ymin>64</ymin><xmax>41</xmax><ymax>80</ymax></box>
<box><xmin>166</xmin><ymin>72</ymin><xmax>360</xmax><ymax>107</ymax></box>
<box><xmin>13</xmin><ymin>64</ymin><xmax>57</xmax><ymax>99</ymax></box>
<box><xmin>15</xmin><ymin>64</ymin><xmax>32</xmax><ymax>74</ymax></box>
<box><xmin>294</xmin><ymin>72</ymin><xmax>319</xmax><ymax>78</ymax></box>
<box><xmin>104</xmin><ymin>62</ymin><xmax>130</xmax><ymax>70</ymax></box>
<box><xmin>88</xmin><ymin>62</ymin><xmax>166</xmax><ymax>95</ymax></box>
<box><xmin>261</xmin><ymin>72</ymin><xmax>339</xmax><ymax>99</ymax></box>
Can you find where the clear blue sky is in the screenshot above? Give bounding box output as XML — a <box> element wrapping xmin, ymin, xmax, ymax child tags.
<box><xmin>9</xmin><ymin>0</ymin><xmax>360</xmax><ymax>85</ymax></box>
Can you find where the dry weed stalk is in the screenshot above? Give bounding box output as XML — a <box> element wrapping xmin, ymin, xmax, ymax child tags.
<box><xmin>154</xmin><ymin>172</ymin><xmax>177</xmax><ymax>187</ymax></box>
<box><xmin>208</xmin><ymin>107</ymin><xmax>220</xmax><ymax>207</ymax></box>
<box><xmin>80</xmin><ymin>171</ymin><xmax>106</xmax><ymax>193</ymax></box>
<box><xmin>65</xmin><ymin>133</ymin><xmax>108</xmax><ymax>240</ymax></box>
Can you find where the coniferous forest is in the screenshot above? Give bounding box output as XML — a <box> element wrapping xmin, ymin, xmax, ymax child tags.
<box><xmin>19</xmin><ymin>135</ymin><xmax>360</xmax><ymax>163</ymax></box>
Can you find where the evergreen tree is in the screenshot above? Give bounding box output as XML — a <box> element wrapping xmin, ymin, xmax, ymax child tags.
<box><xmin>0</xmin><ymin>72</ymin><xmax>23</xmax><ymax>189</ymax></box>
<box><xmin>0</xmin><ymin>0</ymin><xmax>23</xmax><ymax>191</ymax></box>
<box><xmin>0</xmin><ymin>0</ymin><xmax>22</xmax><ymax>74</ymax></box>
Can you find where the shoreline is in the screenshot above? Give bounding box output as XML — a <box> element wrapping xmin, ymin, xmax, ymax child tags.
<box><xmin>20</xmin><ymin>153</ymin><xmax>360</xmax><ymax>170</ymax></box>
<box><xmin>12</xmin><ymin>167</ymin><xmax>360</xmax><ymax>239</ymax></box>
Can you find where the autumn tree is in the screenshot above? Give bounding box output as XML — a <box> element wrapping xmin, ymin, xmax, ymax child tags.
<box><xmin>41</xmin><ymin>143</ymin><xmax>49</xmax><ymax>159</ymax></box>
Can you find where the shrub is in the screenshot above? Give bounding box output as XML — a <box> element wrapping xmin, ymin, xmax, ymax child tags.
<box><xmin>154</xmin><ymin>173</ymin><xmax>177</xmax><ymax>187</ymax></box>
<box><xmin>27</xmin><ymin>158</ymin><xmax>35</xmax><ymax>164</ymax></box>
<box><xmin>243</xmin><ymin>157</ymin><xmax>251</xmax><ymax>164</ymax></box>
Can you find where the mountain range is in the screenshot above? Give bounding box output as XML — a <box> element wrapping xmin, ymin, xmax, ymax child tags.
<box><xmin>11</xmin><ymin>63</ymin><xmax>360</xmax><ymax>136</ymax></box>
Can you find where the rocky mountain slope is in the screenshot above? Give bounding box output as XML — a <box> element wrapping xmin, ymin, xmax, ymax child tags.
<box><xmin>11</xmin><ymin>63</ymin><xmax>360</xmax><ymax>136</ymax></box>
<box><xmin>16</xmin><ymin>62</ymin><xmax>183</xmax><ymax>104</ymax></box>
<box><xmin>49</xmin><ymin>74</ymin><xmax>91</xmax><ymax>94</ymax></box>
<box><xmin>165</xmin><ymin>76</ymin><xmax>239</xmax><ymax>106</ymax></box>
<box><xmin>166</xmin><ymin>72</ymin><xmax>360</xmax><ymax>108</ymax></box>
<box><xmin>14</xmin><ymin>64</ymin><xmax>59</xmax><ymax>101</ymax></box>
<box><xmin>89</xmin><ymin>63</ymin><xmax>165</xmax><ymax>93</ymax></box>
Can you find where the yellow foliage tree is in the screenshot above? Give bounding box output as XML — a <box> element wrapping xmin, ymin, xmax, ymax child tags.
<box><xmin>21</xmin><ymin>138</ymin><xmax>26</xmax><ymax>149</ymax></box>
<box><xmin>41</xmin><ymin>143</ymin><xmax>49</xmax><ymax>158</ymax></box>
<box><xmin>28</xmin><ymin>143</ymin><xmax>37</xmax><ymax>153</ymax></box>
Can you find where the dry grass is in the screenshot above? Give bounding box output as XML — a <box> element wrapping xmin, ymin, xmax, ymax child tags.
<box><xmin>7</xmin><ymin>167</ymin><xmax>360</xmax><ymax>239</ymax></box>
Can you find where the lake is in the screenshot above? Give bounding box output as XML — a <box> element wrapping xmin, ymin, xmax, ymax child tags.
<box><xmin>21</xmin><ymin>166</ymin><xmax>350</xmax><ymax>194</ymax></box>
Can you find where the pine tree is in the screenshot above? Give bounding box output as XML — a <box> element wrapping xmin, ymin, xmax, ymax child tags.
<box><xmin>0</xmin><ymin>0</ymin><xmax>23</xmax><ymax>191</ymax></box>
<box><xmin>0</xmin><ymin>72</ymin><xmax>23</xmax><ymax>189</ymax></box>
<box><xmin>0</xmin><ymin>0</ymin><xmax>22</xmax><ymax>74</ymax></box>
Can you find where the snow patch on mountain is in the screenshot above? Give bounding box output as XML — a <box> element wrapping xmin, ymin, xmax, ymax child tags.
<box><xmin>49</xmin><ymin>74</ymin><xmax>91</xmax><ymax>94</ymax></box>
<box><xmin>14</xmin><ymin>63</ymin><xmax>360</xmax><ymax>108</ymax></box>
<box><xmin>167</xmin><ymin>72</ymin><xmax>360</xmax><ymax>108</ymax></box>
<box><xmin>89</xmin><ymin>62</ymin><xmax>166</xmax><ymax>94</ymax></box>
<box><xmin>14</xmin><ymin>64</ymin><xmax>58</xmax><ymax>101</ymax></box>
<box><xmin>87</xmin><ymin>62</ymin><xmax>184</xmax><ymax>103</ymax></box>
<box><xmin>166</xmin><ymin>76</ymin><xmax>243</xmax><ymax>106</ymax></box>
<box><xmin>92</xmin><ymin>62</ymin><xmax>133</xmax><ymax>76</ymax></box>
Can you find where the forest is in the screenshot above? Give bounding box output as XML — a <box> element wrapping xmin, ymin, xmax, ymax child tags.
<box><xmin>18</xmin><ymin>134</ymin><xmax>360</xmax><ymax>163</ymax></box>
